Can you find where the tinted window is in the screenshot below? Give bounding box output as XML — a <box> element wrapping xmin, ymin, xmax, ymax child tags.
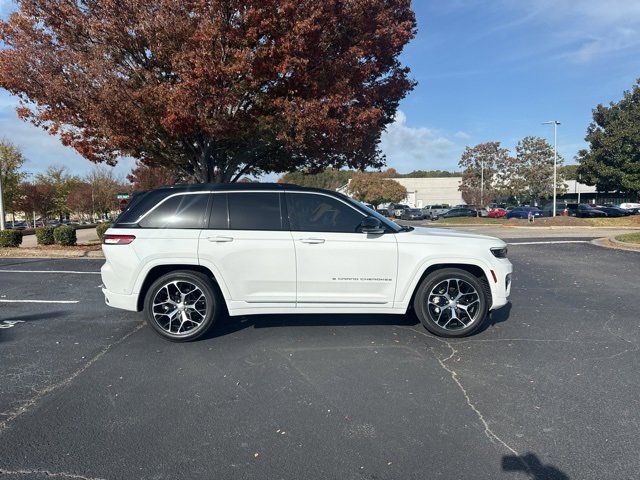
<box><xmin>208</xmin><ymin>193</ymin><xmax>229</xmax><ymax>229</ymax></box>
<box><xmin>287</xmin><ymin>193</ymin><xmax>364</xmax><ymax>233</ymax></box>
<box><xmin>227</xmin><ymin>192</ymin><xmax>283</xmax><ymax>230</ymax></box>
<box><xmin>139</xmin><ymin>194</ymin><xmax>208</xmax><ymax>229</ymax></box>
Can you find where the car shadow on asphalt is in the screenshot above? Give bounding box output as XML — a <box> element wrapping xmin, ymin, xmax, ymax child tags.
<box><xmin>502</xmin><ymin>453</ymin><xmax>570</xmax><ymax>479</ymax></box>
<box><xmin>202</xmin><ymin>311</ymin><xmax>421</xmax><ymax>340</ymax></box>
<box><xmin>0</xmin><ymin>310</ymin><xmax>69</xmax><ymax>343</ymax></box>
<box><xmin>476</xmin><ymin>302</ymin><xmax>513</xmax><ymax>334</ymax></box>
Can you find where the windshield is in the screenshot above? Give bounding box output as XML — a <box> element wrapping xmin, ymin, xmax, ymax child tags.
<box><xmin>350</xmin><ymin>199</ymin><xmax>403</xmax><ymax>233</ymax></box>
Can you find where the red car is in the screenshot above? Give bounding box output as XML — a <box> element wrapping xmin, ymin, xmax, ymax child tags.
<box><xmin>488</xmin><ymin>208</ymin><xmax>507</xmax><ymax>218</ymax></box>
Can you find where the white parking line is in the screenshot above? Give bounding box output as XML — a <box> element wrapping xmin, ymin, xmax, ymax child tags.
<box><xmin>0</xmin><ymin>269</ymin><xmax>100</xmax><ymax>275</ymax></box>
<box><xmin>0</xmin><ymin>299</ymin><xmax>79</xmax><ymax>304</ymax></box>
<box><xmin>508</xmin><ymin>240</ymin><xmax>590</xmax><ymax>245</ymax></box>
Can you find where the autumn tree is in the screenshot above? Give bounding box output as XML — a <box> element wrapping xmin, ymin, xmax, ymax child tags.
<box><xmin>512</xmin><ymin>136</ymin><xmax>565</xmax><ymax>204</ymax></box>
<box><xmin>35</xmin><ymin>166</ymin><xmax>80</xmax><ymax>220</ymax></box>
<box><xmin>0</xmin><ymin>1</ymin><xmax>416</xmax><ymax>183</ymax></box>
<box><xmin>67</xmin><ymin>182</ymin><xmax>93</xmax><ymax>219</ymax></box>
<box><xmin>347</xmin><ymin>172</ymin><xmax>406</xmax><ymax>207</ymax></box>
<box><xmin>16</xmin><ymin>182</ymin><xmax>56</xmax><ymax>225</ymax></box>
<box><xmin>458</xmin><ymin>142</ymin><xmax>510</xmax><ymax>206</ymax></box>
<box><xmin>279</xmin><ymin>169</ymin><xmax>355</xmax><ymax>190</ymax></box>
<box><xmin>86</xmin><ymin>167</ymin><xmax>125</xmax><ymax>218</ymax></box>
<box><xmin>128</xmin><ymin>161</ymin><xmax>178</xmax><ymax>191</ymax></box>
<box><xmin>577</xmin><ymin>79</ymin><xmax>640</xmax><ymax>194</ymax></box>
<box><xmin>0</xmin><ymin>140</ymin><xmax>26</xmax><ymax>224</ymax></box>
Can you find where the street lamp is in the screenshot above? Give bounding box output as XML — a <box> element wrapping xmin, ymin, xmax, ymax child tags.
<box><xmin>542</xmin><ymin>120</ymin><xmax>561</xmax><ymax>216</ymax></box>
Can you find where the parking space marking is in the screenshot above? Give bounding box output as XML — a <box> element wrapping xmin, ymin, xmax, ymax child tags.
<box><xmin>0</xmin><ymin>299</ymin><xmax>79</xmax><ymax>304</ymax></box>
<box><xmin>0</xmin><ymin>269</ymin><xmax>100</xmax><ymax>275</ymax></box>
<box><xmin>507</xmin><ymin>240</ymin><xmax>590</xmax><ymax>245</ymax></box>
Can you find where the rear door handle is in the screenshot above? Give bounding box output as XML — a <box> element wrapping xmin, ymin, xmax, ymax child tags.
<box><xmin>299</xmin><ymin>238</ymin><xmax>325</xmax><ymax>244</ymax></box>
<box><xmin>207</xmin><ymin>236</ymin><xmax>234</xmax><ymax>243</ymax></box>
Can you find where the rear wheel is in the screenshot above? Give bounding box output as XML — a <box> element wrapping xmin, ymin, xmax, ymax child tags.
<box><xmin>413</xmin><ymin>268</ymin><xmax>489</xmax><ymax>337</ymax></box>
<box><xmin>144</xmin><ymin>270</ymin><xmax>220</xmax><ymax>342</ymax></box>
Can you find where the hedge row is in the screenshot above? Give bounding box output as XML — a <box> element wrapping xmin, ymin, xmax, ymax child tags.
<box><xmin>34</xmin><ymin>225</ymin><xmax>77</xmax><ymax>246</ymax></box>
<box><xmin>0</xmin><ymin>229</ymin><xmax>22</xmax><ymax>247</ymax></box>
<box><xmin>96</xmin><ymin>223</ymin><xmax>111</xmax><ymax>242</ymax></box>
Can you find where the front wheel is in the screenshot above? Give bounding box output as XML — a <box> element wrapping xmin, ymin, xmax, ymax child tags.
<box><xmin>144</xmin><ymin>270</ymin><xmax>220</xmax><ymax>342</ymax></box>
<box><xmin>413</xmin><ymin>268</ymin><xmax>490</xmax><ymax>337</ymax></box>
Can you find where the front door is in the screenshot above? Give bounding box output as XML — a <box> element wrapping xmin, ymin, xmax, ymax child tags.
<box><xmin>286</xmin><ymin>192</ymin><xmax>398</xmax><ymax>306</ymax></box>
<box><xmin>198</xmin><ymin>191</ymin><xmax>296</xmax><ymax>308</ymax></box>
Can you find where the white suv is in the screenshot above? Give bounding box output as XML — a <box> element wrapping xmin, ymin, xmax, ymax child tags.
<box><xmin>101</xmin><ymin>184</ymin><xmax>512</xmax><ymax>341</ymax></box>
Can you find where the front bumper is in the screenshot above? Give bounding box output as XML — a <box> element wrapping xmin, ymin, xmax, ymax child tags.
<box><xmin>102</xmin><ymin>288</ymin><xmax>138</xmax><ymax>312</ymax></box>
<box><xmin>489</xmin><ymin>260</ymin><xmax>512</xmax><ymax>310</ymax></box>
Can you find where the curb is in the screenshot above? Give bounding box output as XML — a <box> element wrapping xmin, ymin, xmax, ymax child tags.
<box><xmin>590</xmin><ymin>237</ymin><xmax>640</xmax><ymax>252</ymax></box>
<box><xmin>0</xmin><ymin>248</ymin><xmax>104</xmax><ymax>259</ymax></box>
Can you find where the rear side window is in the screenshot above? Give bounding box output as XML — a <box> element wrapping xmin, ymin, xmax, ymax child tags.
<box><xmin>227</xmin><ymin>192</ymin><xmax>283</xmax><ymax>230</ymax></box>
<box><xmin>138</xmin><ymin>194</ymin><xmax>208</xmax><ymax>229</ymax></box>
<box><xmin>287</xmin><ymin>193</ymin><xmax>364</xmax><ymax>233</ymax></box>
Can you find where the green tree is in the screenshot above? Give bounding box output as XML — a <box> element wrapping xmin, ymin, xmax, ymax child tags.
<box><xmin>279</xmin><ymin>169</ymin><xmax>355</xmax><ymax>190</ymax></box>
<box><xmin>347</xmin><ymin>173</ymin><xmax>407</xmax><ymax>207</ymax></box>
<box><xmin>577</xmin><ymin>79</ymin><xmax>640</xmax><ymax>194</ymax></box>
<box><xmin>512</xmin><ymin>136</ymin><xmax>566</xmax><ymax>204</ymax></box>
<box><xmin>558</xmin><ymin>164</ymin><xmax>579</xmax><ymax>181</ymax></box>
<box><xmin>35</xmin><ymin>166</ymin><xmax>80</xmax><ymax>220</ymax></box>
<box><xmin>0</xmin><ymin>140</ymin><xmax>26</xmax><ymax>221</ymax></box>
<box><xmin>458</xmin><ymin>142</ymin><xmax>509</xmax><ymax>206</ymax></box>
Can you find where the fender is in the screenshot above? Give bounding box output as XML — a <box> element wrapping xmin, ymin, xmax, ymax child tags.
<box><xmin>394</xmin><ymin>255</ymin><xmax>496</xmax><ymax>310</ymax></box>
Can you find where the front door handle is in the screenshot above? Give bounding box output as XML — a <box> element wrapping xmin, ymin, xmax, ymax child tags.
<box><xmin>299</xmin><ymin>238</ymin><xmax>325</xmax><ymax>244</ymax></box>
<box><xmin>207</xmin><ymin>236</ymin><xmax>234</xmax><ymax>243</ymax></box>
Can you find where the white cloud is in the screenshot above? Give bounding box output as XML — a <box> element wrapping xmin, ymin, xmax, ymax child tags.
<box><xmin>380</xmin><ymin>111</ymin><xmax>460</xmax><ymax>172</ymax></box>
<box><xmin>499</xmin><ymin>0</ymin><xmax>640</xmax><ymax>63</ymax></box>
<box><xmin>0</xmin><ymin>93</ymin><xmax>135</xmax><ymax>178</ymax></box>
<box><xmin>454</xmin><ymin>130</ymin><xmax>471</xmax><ymax>140</ymax></box>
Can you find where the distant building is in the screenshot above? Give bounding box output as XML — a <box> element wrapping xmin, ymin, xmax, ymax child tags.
<box><xmin>338</xmin><ymin>176</ymin><xmax>635</xmax><ymax>208</ymax></box>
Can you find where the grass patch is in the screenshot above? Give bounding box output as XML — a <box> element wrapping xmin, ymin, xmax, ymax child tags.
<box><xmin>615</xmin><ymin>232</ymin><xmax>640</xmax><ymax>244</ymax></box>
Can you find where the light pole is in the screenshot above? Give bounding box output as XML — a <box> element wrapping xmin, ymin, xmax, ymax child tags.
<box><xmin>480</xmin><ymin>159</ymin><xmax>484</xmax><ymax>207</ymax></box>
<box><xmin>543</xmin><ymin>120</ymin><xmax>560</xmax><ymax>216</ymax></box>
<box><xmin>0</xmin><ymin>166</ymin><xmax>5</xmax><ymax>230</ymax></box>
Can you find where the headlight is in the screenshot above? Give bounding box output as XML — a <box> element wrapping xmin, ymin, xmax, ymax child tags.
<box><xmin>490</xmin><ymin>246</ymin><xmax>508</xmax><ymax>258</ymax></box>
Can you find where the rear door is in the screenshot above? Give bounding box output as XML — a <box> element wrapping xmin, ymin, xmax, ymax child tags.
<box><xmin>286</xmin><ymin>191</ymin><xmax>398</xmax><ymax>307</ymax></box>
<box><xmin>198</xmin><ymin>191</ymin><xmax>296</xmax><ymax>308</ymax></box>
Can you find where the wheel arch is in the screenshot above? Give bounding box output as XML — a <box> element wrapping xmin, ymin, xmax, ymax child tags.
<box><xmin>405</xmin><ymin>262</ymin><xmax>493</xmax><ymax>311</ymax></box>
<box><xmin>136</xmin><ymin>264</ymin><xmax>227</xmax><ymax>312</ymax></box>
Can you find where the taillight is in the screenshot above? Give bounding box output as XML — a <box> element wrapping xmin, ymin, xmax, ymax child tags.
<box><xmin>103</xmin><ymin>234</ymin><xmax>136</xmax><ymax>245</ymax></box>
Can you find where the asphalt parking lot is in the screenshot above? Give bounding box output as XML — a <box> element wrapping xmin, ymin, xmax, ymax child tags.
<box><xmin>0</xmin><ymin>239</ymin><xmax>638</xmax><ymax>480</ymax></box>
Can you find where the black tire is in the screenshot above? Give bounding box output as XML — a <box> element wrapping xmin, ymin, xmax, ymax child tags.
<box><xmin>413</xmin><ymin>268</ymin><xmax>489</xmax><ymax>338</ymax></box>
<box><xmin>144</xmin><ymin>270</ymin><xmax>220</xmax><ymax>342</ymax></box>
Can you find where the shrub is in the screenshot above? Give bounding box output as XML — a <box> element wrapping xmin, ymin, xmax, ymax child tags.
<box><xmin>96</xmin><ymin>223</ymin><xmax>111</xmax><ymax>242</ymax></box>
<box><xmin>36</xmin><ymin>226</ymin><xmax>55</xmax><ymax>245</ymax></box>
<box><xmin>53</xmin><ymin>225</ymin><xmax>77</xmax><ymax>246</ymax></box>
<box><xmin>0</xmin><ymin>229</ymin><xmax>22</xmax><ymax>247</ymax></box>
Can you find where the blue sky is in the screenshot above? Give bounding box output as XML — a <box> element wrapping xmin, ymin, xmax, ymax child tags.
<box><xmin>1</xmin><ymin>0</ymin><xmax>639</xmax><ymax>178</ymax></box>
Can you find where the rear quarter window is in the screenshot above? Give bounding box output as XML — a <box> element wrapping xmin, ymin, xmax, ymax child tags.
<box><xmin>138</xmin><ymin>193</ymin><xmax>209</xmax><ymax>229</ymax></box>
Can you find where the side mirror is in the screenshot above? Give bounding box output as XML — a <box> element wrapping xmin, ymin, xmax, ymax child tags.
<box><xmin>359</xmin><ymin>216</ymin><xmax>384</xmax><ymax>234</ymax></box>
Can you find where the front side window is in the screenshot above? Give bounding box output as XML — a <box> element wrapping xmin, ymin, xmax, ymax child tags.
<box><xmin>139</xmin><ymin>194</ymin><xmax>209</xmax><ymax>229</ymax></box>
<box><xmin>227</xmin><ymin>192</ymin><xmax>283</xmax><ymax>230</ymax></box>
<box><xmin>287</xmin><ymin>193</ymin><xmax>365</xmax><ymax>233</ymax></box>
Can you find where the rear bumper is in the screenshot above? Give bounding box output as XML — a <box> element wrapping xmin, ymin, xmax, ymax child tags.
<box><xmin>102</xmin><ymin>288</ymin><xmax>138</xmax><ymax>312</ymax></box>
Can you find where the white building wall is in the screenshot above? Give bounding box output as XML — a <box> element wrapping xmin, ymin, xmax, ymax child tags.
<box><xmin>390</xmin><ymin>177</ymin><xmax>464</xmax><ymax>208</ymax></box>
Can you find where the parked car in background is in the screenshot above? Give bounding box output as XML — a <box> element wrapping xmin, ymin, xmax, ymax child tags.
<box><xmin>488</xmin><ymin>208</ymin><xmax>508</xmax><ymax>218</ymax></box>
<box><xmin>618</xmin><ymin>203</ymin><xmax>640</xmax><ymax>214</ymax></box>
<box><xmin>596</xmin><ymin>206</ymin><xmax>630</xmax><ymax>217</ymax></box>
<box><xmin>477</xmin><ymin>208</ymin><xmax>489</xmax><ymax>217</ymax></box>
<box><xmin>400</xmin><ymin>208</ymin><xmax>426</xmax><ymax>221</ymax></box>
<box><xmin>376</xmin><ymin>207</ymin><xmax>392</xmax><ymax>217</ymax></box>
<box><xmin>392</xmin><ymin>204</ymin><xmax>410</xmax><ymax>218</ymax></box>
<box><xmin>570</xmin><ymin>204</ymin><xmax>608</xmax><ymax>218</ymax></box>
<box><xmin>5</xmin><ymin>221</ymin><xmax>27</xmax><ymax>230</ymax></box>
<box><xmin>438</xmin><ymin>207</ymin><xmax>477</xmax><ymax>219</ymax></box>
<box><xmin>505</xmin><ymin>207</ymin><xmax>544</xmax><ymax>219</ymax></box>
<box><xmin>422</xmin><ymin>205</ymin><xmax>450</xmax><ymax>220</ymax></box>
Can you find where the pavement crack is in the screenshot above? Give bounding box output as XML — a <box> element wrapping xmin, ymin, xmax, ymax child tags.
<box><xmin>0</xmin><ymin>467</ymin><xmax>105</xmax><ymax>479</ymax></box>
<box><xmin>402</xmin><ymin>327</ymin><xmax>525</xmax><ymax>458</ymax></box>
<box><xmin>0</xmin><ymin>322</ymin><xmax>144</xmax><ymax>434</ymax></box>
